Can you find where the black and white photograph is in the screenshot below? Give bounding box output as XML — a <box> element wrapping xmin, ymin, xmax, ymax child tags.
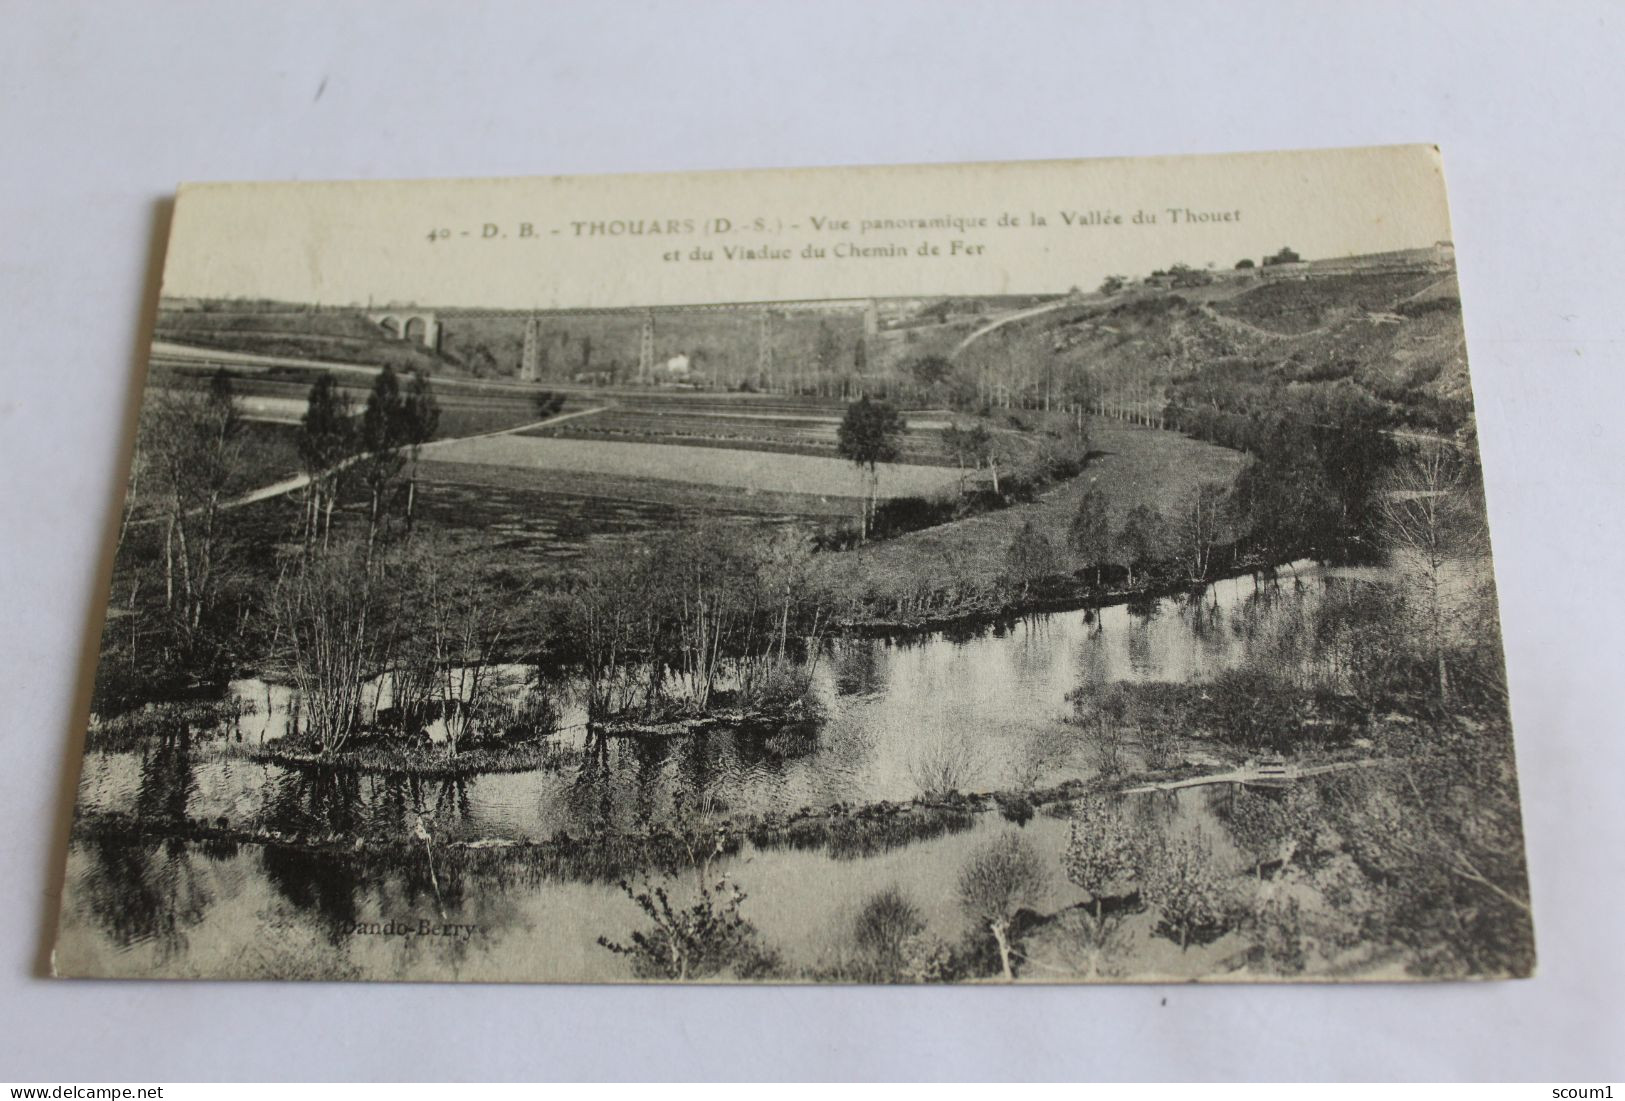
<box><xmin>48</xmin><ymin>148</ymin><xmax>1535</xmax><ymax>985</ymax></box>
<box><xmin>11</xmin><ymin>0</ymin><xmax>1625</xmax><ymax>1086</ymax></box>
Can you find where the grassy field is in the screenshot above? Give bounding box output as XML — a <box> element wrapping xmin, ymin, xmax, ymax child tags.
<box><xmin>415</xmin><ymin>416</ymin><xmax>1243</xmax><ymax>596</ymax></box>
<box><xmin>527</xmin><ymin>403</ymin><xmax>956</xmax><ymax>465</ymax></box>
<box><xmin>425</xmin><ymin>433</ymin><xmax>960</xmax><ymax>501</ymax></box>
<box><xmin>415</xmin><ymin>458</ymin><xmax>853</xmax><ymax>519</ymax></box>
<box><xmin>166</xmin><ymin>361</ymin><xmax>576</xmax><ymax>442</ymax></box>
<box><xmin>1209</xmin><ymin>271</ymin><xmax>1441</xmax><ymax>334</ymax></box>
<box><xmin>823</xmin><ymin>419</ymin><xmax>1248</xmax><ymax>589</ymax></box>
<box><xmin>407</xmin><ymin>467</ymin><xmax>810</xmax><ymax>563</ymax></box>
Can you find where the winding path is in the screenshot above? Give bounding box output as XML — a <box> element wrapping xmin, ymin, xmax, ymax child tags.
<box><xmin>1195</xmin><ymin>302</ymin><xmax>1336</xmax><ymax>341</ymax></box>
<box><xmin>1119</xmin><ymin>757</ymin><xmax>1391</xmax><ymax>794</ymax></box>
<box><xmin>949</xmin><ymin>297</ymin><xmax>1085</xmax><ymax>360</ymax></box>
<box><xmin>208</xmin><ymin>405</ymin><xmax>609</xmax><ymax>515</ymax></box>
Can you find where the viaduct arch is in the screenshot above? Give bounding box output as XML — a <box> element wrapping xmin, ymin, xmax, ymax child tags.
<box><xmin>366</xmin><ymin>310</ymin><xmax>440</xmax><ymax>350</ymax></box>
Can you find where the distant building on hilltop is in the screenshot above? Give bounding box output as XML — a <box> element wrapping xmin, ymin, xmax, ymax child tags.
<box><xmin>1301</xmin><ymin>242</ymin><xmax>1455</xmax><ymax>277</ymax></box>
<box><xmin>1250</xmin><ymin>242</ymin><xmax>1454</xmax><ymax>281</ymax></box>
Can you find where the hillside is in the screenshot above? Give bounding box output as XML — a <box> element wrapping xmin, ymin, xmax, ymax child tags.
<box><xmin>438</xmin><ymin>308</ymin><xmax>869</xmax><ymax>387</ymax></box>
<box><xmin>151</xmin><ymin>265</ymin><xmax>1472</xmax><ymax>434</ymax></box>
<box><xmin>154</xmin><ymin>303</ymin><xmax>448</xmax><ymax>374</ymax></box>
<box><xmin>998</xmin><ymin>268</ymin><xmax>1473</xmax><ymax>436</ymax></box>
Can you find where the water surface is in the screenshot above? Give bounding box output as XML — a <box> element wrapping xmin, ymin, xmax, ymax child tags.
<box><xmin>61</xmin><ymin>565</ymin><xmax>1369</xmax><ymax>980</ymax></box>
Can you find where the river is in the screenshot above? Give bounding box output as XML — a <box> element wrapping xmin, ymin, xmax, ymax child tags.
<box><xmin>56</xmin><ymin>563</ymin><xmax>1379</xmax><ymax>981</ymax></box>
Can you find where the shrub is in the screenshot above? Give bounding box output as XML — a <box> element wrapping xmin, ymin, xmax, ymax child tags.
<box><xmin>1004</xmin><ymin>518</ymin><xmax>1061</xmax><ymax>599</ymax></box>
<box><xmin>910</xmin><ymin>731</ymin><xmax>979</xmax><ymax>800</ymax></box>
<box><xmin>1142</xmin><ymin>831</ymin><xmax>1238</xmax><ymax>951</ymax></box>
<box><xmin>598</xmin><ymin>835</ymin><xmax>780</xmax><ymax>981</ymax></box>
<box><xmin>868</xmin><ymin>493</ymin><xmax>958</xmax><ymax>542</ymax></box>
<box><xmin>1247</xmin><ymin>894</ymin><xmax>1307</xmax><ymax>975</ymax></box>
<box><xmin>843</xmin><ymin>885</ymin><xmax>953</xmax><ymax>982</ymax></box>
<box><xmin>854</xmin><ymin>885</ymin><xmax>925</xmax><ymax>959</ymax></box>
<box><xmin>1139</xmin><ymin>722</ymin><xmax>1180</xmax><ymax>771</ymax></box>
<box><xmin>1194</xmin><ymin>668</ymin><xmax>1304</xmax><ymax>752</ymax></box>
<box><xmin>1063</xmin><ymin>796</ymin><xmax>1143</xmax><ymax>917</ymax></box>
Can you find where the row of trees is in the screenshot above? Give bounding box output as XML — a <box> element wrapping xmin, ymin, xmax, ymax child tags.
<box><xmin>997</xmin><ymin>478</ymin><xmax>1237</xmax><ymax>606</ymax></box>
<box><xmin>129</xmin><ymin>369</ymin><xmax>245</xmax><ymax>653</ymax></box>
<box><xmin>273</xmin><ymin>367</ymin><xmax>450</xmax><ymax>754</ymax></box>
<box><xmin>113</xmin><ymin>369</ymin><xmax>873</xmax><ymax>748</ymax></box>
<box><xmin>297</xmin><ymin>366</ymin><xmax>440</xmax><ymax>558</ymax></box>
<box><xmin>835</xmin><ymin>394</ymin><xmax>1092</xmax><ymax>550</ymax></box>
<box><xmin>608</xmin><ymin>766</ymin><xmax>1464</xmax><ymax>982</ymax></box>
<box><xmin>103</xmin><ymin>366</ymin><xmax>262</xmax><ymax>705</ymax></box>
<box><xmin>98</xmin><ymin>361</ymin><xmax>458</xmax><ymax>736</ymax></box>
<box><xmin>996</xmin><ymin>411</ymin><xmax>1478</xmax><ymax>618</ymax></box>
<box><xmin>604</xmin><ymin>680</ymin><xmax>1526</xmax><ymax>982</ymax></box>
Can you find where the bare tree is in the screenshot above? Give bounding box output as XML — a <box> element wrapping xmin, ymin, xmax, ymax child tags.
<box><xmin>569</xmin><ymin>550</ymin><xmax>651</xmax><ymax>721</ymax></box>
<box><xmin>957</xmin><ymin>832</ymin><xmax>1048</xmax><ymax>980</ymax></box>
<box><xmin>144</xmin><ymin>367</ymin><xmax>244</xmax><ymax>641</ymax></box>
<box><xmin>1069</xmin><ymin>484</ymin><xmax>1113</xmax><ymax>584</ymax></box>
<box><xmin>847</xmin><ymin>885</ymin><xmax>946</xmax><ymax>982</ymax></box>
<box><xmin>357</xmin><ymin>366</ymin><xmax>408</xmax><ymax>560</ymax></box>
<box><xmin>1005</xmin><ymin>518</ymin><xmax>1059</xmax><ymax>600</ymax></box>
<box><xmin>298</xmin><ymin>373</ymin><xmax>355</xmax><ymax>549</ymax></box>
<box><xmin>1178</xmin><ymin>480</ymin><xmax>1231</xmax><ymax>581</ymax></box>
<box><xmin>274</xmin><ymin>540</ymin><xmax>379</xmax><ymax>755</ymax></box>
<box><xmin>967</xmin><ymin>422</ymin><xmax>1002</xmax><ymax>494</ymax></box>
<box><xmin>401</xmin><ymin>368</ymin><xmax>441</xmax><ymax>529</ymax></box>
<box><xmin>418</xmin><ymin>553</ymin><xmax>512</xmax><ymax>756</ymax></box>
<box><xmin>941</xmin><ymin>421</ymin><xmax>976</xmax><ymax>493</ymax></box>
<box><xmin>654</xmin><ymin>526</ymin><xmax>750</xmax><ymax>714</ymax></box>
<box><xmin>737</xmin><ymin>529</ymin><xmax>823</xmax><ymax>709</ymax></box>
<box><xmin>1377</xmin><ymin>442</ymin><xmax>1490</xmax><ymax>705</ymax></box>
<box><xmin>910</xmin><ymin>730</ymin><xmax>979</xmax><ymax>800</ymax></box>
<box><xmin>1068</xmin><ymin>685</ymin><xmax>1132</xmax><ymax>780</ymax></box>
<box><xmin>1117</xmin><ymin>504</ymin><xmax>1168</xmax><ymax>588</ymax></box>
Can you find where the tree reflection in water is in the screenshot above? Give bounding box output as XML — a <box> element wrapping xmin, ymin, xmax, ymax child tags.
<box><xmin>566</xmin><ymin>728</ymin><xmax>616</xmax><ymax>835</ymax></box>
<box><xmin>262</xmin><ymin>765</ymin><xmax>366</xmax><ymax>837</ymax></box>
<box><xmin>627</xmin><ymin>733</ymin><xmax>673</xmax><ymax>828</ymax></box>
<box><xmin>74</xmin><ymin>833</ymin><xmax>214</xmax><ymax>962</ymax></box>
<box><xmin>261</xmin><ymin>846</ymin><xmax>359</xmax><ymax>944</ymax></box>
<box><xmin>257</xmin><ymin>766</ymin><xmax>482</xmax><ymax>844</ymax></box>
<box><xmin>831</xmin><ymin>640</ymin><xmax>888</xmax><ymax>697</ymax></box>
<box><xmin>134</xmin><ymin>732</ymin><xmax>197</xmax><ymax>824</ymax></box>
<box><xmin>1124</xmin><ymin>596</ymin><xmax>1159</xmax><ymax>674</ymax></box>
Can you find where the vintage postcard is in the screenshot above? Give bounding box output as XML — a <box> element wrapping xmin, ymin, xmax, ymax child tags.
<box><xmin>53</xmin><ymin>146</ymin><xmax>1533</xmax><ymax>983</ymax></box>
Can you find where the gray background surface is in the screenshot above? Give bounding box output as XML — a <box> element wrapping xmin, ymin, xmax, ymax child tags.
<box><xmin>1</xmin><ymin>0</ymin><xmax>1620</xmax><ymax>1081</ymax></box>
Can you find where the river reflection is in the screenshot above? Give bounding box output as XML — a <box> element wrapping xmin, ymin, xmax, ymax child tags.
<box><xmin>59</xmin><ymin>782</ymin><xmax>1251</xmax><ymax>982</ymax></box>
<box><xmin>74</xmin><ymin>566</ymin><xmax>1374</xmax><ymax>844</ymax></box>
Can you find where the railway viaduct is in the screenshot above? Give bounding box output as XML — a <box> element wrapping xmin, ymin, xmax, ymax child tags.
<box><xmin>366</xmin><ymin>310</ymin><xmax>441</xmax><ymax>350</ymax></box>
